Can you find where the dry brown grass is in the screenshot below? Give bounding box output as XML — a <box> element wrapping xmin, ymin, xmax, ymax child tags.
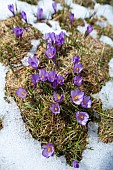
<box><xmin>98</xmin><ymin>109</ymin><xmax>113</xmax><ymax>143</ymax></box>
<box><xmin>96</xmin><ymin>23</ymin><xmax>113</xmax><ymax>40</ymax></box>
<box><xmin>96</xmin><ymin>0</ymin><xmax>113</xmax><ymax>5</ymax></box>
<box><xmin>0</xmin><ymin>15</ymin><xmax>42</xmax><ymax>66</ymax></box>
<box><xmin>19</xmin><ymin>0</ymin><xmax>38</xmax><ymax>5</ymax></box>
<box><xmin>0</xmin><ymin>118</ymin><xmax>3</xmax><ymax>130</ymax></box>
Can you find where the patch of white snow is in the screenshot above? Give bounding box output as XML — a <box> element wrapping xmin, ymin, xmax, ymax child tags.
<box><xmin>65</xmin><ymin>0</ymin><xmax>93</xmax><ymax>19</ymax></box>
<box><xmin>100</xmin><ymin>35</ymin><xmax>113</xmax><ymax>47</ymax></box>
<box><xmin>95</xmin><ymin>3</ymin><xmax>113</xmax><ymax>26</ymax></box>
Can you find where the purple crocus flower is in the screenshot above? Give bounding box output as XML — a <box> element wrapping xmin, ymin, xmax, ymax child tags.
<box><xmin>57</xmin><ymin>75</ymin><xmax>64</xmax><ymax>85</ymax></box>
<box><xmin>12</xmin><ymin>27</ymin><xmax>24</xmax><ymax>38</ymax></box>
<box><xmin>72</xmin><ymin>160</ymin><xmax>79</xmax><ymax>168</ymax></box>
<box><xmin>8</xmin><ymin>4</ymin><xmax>15</xmax><ymax>16</ymax></box>
<box><xmin>42</xmin><ymin>143</ymin><xmax>54</xmax><ymax>158</ymax></box>
<box><xmin>72</xmin><ymin>56</ymin><xmax>80</xmax><ymax>64</ymax></box>
<box><xmin>20</xmin><ymin>11</ymin><xmax>27</xmax><ymax>23</ymax></box>
<box><xmin>74</xmin><ymin>63</ymin><xmax>83</xmax><ymax>74</ymax></box>
<box><xmin>16</xmin><ymin>87</ymin><xmax>27</xmax><ymax>98</ymax></box>
<box><xmin>71</xmin><ymin>89</ymin><xmax>84</xmax><ymax>105</ymax></box>
<box><xmin>37</xmin><ymin>8</ymin><xmax>43</xmax><ymax>20</ymax></box>
<box><xmin>81</xmin><ymin>96</ymin><xmax>92</xmax><ymax>108</ymax></box>
<box><xmin>45</xmin><ymin>32</ymin><xmax>55</xmax><ymax>46</ymax></box>
<box><xmin>31</xmin><ymin>74</ymin><xmax>40</xmax><ymax>88</ymax></box>
<box><xmin>76</xmin><ymin>111</ymin><xmax>89</xmax><ymax>126</ymax></box>
<box><xmin>85</xmin><ymin>24</ymin><xmax>93</xmax><ymax>36</ymax></box>
<box><xmin>55</xmin><ymin>32</ymin><xmax>65</xmax><ymax>49</ymax></box>
<box><xmin>50</xmin><ymin>103</ymin><xmax>60</xmax><ymax>115</ymax></box>
<box><xmin>74</xmin><ymin>76</ymin><xmax>82</xmax><ymax>86</ymax></box>
<box><xmin>69</xmin><ymin>13</ymin><xmax>74</xmax><ymax>25</ymax></box>
<box><xmin>39</xmin><ymin>69</ymin><xmax>48</xmax><ymax>82</ymax></box>
<box><xmin>48</xmin><ymin>70</ymin><xmax>57</xmax><ymax>82</ymax></box>
<box><xmin>52</xmin><ymin>79</ymin><xmax>58</xmax><ymax>89</ymax></box>
<box><xmin>53</xmin><ymin>92</ymin><xmax>64</xmax><ymax>103</ymax></box>
<box><xmin>52</xmin><ymin>2</ymin><xmax>57</xmax><ymax>14</ymax></box>
<box><xmin>28</xmin><ymin>56</ymin><xmax>39</xmax><ymax>70</ymax></box>
<box><xmin>45</xmin><ymin>46</ymin><xmax>56</xmax><ymax>59</ymax></box>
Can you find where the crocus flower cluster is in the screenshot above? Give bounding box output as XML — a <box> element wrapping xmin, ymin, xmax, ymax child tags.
<box><xmin>12</xmin><ymin>26</ymin><xmax>24</xmax><ymax>39</ymax></box>
<box><xmin>28</xmin><ymin>56</ymin><xmax>65</xmax><ymax>89</ymax></box>
<box><xmin>73</xmin><ymin>56</ymin><xmax>83</xmax><ymax>86</ymax></box>
<box><xmin>45</xmin><ymin>31</ymin><xmax>65</xmax><ymax>49</ymax></box>
<box><xmin>71</xmin><ymin>56</ymin><xmax>92</xmax><ymax>126</ymax></box>
<box><xmin>44</xmin><ymin>31</ymin><xmax>65</xmax><ymax>64</ymax></box>
<box><xmin>50</xmin><ymin>92</ymin><xmax>64</xmax><ymax>115</ymax></box>
<box><xmin>38</xmin><ymin>69</ymin><xmax>64</xmax><ymax>89</ymax></box>
<box><xmin>8</xmin><ymin>4</ymin><xmax>28</xmax><ymax>25</ymax></box>
<box><xmin>71</xmin><ymin>89</ymin><xmax>91</xmax><ymax>126</ymax></box>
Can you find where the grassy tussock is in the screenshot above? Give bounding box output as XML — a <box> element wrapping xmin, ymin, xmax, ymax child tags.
<box><xmin>5</xmin><ymin>28</ymin><xmax>113</xmax><ymax>165</ymax></box>
<box><xmin>0</xmin><ymin>15</ymin><xmax>42</xmax><ymax>66</ymax></box>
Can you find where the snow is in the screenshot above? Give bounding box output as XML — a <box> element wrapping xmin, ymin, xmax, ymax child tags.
<box><xmin>1</xmin><ymin>0</ymin><xmax>113</xmax><ymax>170</ymax></box>
<box><xmin>94</xmin><ymin>3</ymin><xmax>113</xmax><ymax>26</ymax></box>
<box><xmin>65</xmin><ymin>0</ymin><xmax>93</xmax><ymax>19</ymax></box>
<box><xmin>93</xmin><ymin>55</ymin><xmax>113</xmax><ymax>110</ymax></box>
<box><xmin>0</xmin><ymin>0</ymin><xmax>64</xmax><ymax>35</ymax></box>
<box><xmin>81</xmin><ymin>122</ymin><xmax>113</xmax><ymax>170</ymax></box>
<box><xmin>96</xmin><ymin>20</ymin><xmax>107</xmax><ymax>28</ymax></box>
<box><xmin>100</xmin><ymin>35</ymin><xmax>113</xmax><ymax>47</ymax></box>
<box><xmin>94</xmin><ymin>81</ymin><xmax>113</xmax><ymax>110</ymax></box>
<box><xmin>21</xmin><ymin>39</ymin><xmax>41</xmax><ymax>66</ymax></box>
<box><xmin>109</xmin><ymin>58</ymin><xmax>113</xmax><ymax>77</ymax></box>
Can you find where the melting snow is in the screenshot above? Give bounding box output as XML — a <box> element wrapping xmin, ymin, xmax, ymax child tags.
<box><xmin>100</xmin><ymin>35</ymin><xmax>113</xmax><ymax>47</ymax></box>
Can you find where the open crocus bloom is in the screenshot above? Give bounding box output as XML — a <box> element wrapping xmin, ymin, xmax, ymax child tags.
<box><xmin>16</xmin><ymin>87</ymin><xmax>27</xmax><ymax>99</ymax></box>
<box><xmin>42</xmin><ymin>143</ymin><xmax>54</xmax><ymax>158</ymax></box>
<box><xmin>76</xmin><ymin>111</ymin><xmax>89</xmax><ymax>126</ymax></box>
<box><xmin>72</xmin><ymin>160</ymin><xmax>79</xmax><ymax>168</ymax></box>
<box><xmin>53</xmin><ymin>92</ymin><xmax>64</xmax><ymax>103</ymax></box>
<box><xmin>50</xmin><ymin>103</ymin><xmax>60</xmax><ymax>115</ymax></box>
<box><xmin>71</xmin><ymin>89</ymin><xmax>84</xmax><ymax>105</ymax></box>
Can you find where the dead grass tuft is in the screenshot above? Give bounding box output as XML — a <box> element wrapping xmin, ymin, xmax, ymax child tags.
<box><xmin>19</xmin><ymin>0</ymin><xmax>38</xmax><ymax>5</ymax></box>
<box><xmin>0</xmin><ymin>15</ymin><xmax>42</xmax><ymax>66</ymax></box>
<box><xmin>0</xmin><ymin>118</ymin><xmax>3</xmax><ymax>130</ymax></box>
<box><xmin>98</xmin><ymin>109</ymin><xmax>113</xmax><ymax>143</ymax></box>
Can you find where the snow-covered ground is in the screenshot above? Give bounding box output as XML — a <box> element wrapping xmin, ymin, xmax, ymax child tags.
<box><xmin>0</xmin><ymin>0</ymin><xmax>113</xmax><ymax>170</ymax></box>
